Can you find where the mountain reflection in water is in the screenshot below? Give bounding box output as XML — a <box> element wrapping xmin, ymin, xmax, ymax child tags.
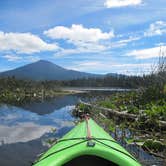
<box><xmin>0</xmin><ymin>94</ymin><xmax>80</xmax><ymax>166</ymax></box>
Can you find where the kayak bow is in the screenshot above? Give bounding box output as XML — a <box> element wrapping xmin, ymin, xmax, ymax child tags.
<box><xmin>33</xmin><ymin>118</ymin><xmax>141</xmax><ymax>166</ymax></box>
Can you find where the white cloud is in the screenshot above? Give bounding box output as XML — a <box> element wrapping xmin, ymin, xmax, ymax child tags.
<box><xmin>117</xmin><ymin>36</ymin><xmax>141</xmax><ymax>44</ymax></box>
<box><xmin>104</xmin><ymin>0</ymin><xmax>142</xmax><ymax>8</ymax></box>
<box><xmin>45</xmin><ymin>24</ymin><xmax>114</xmax><ymax>56</ymax></box>
<box><xmin>56</xmin><ymin>42</ymin><xmax>106</xmax><ymax>56</ymax></box>
<box><xmin>2</xmin><ymin>54</ymin><xmax>41</xmax><ymax>63</ymax></box>
<box><xmin>44</xmin><ymin>24</ymin><xmax>114</xmax><ymax>43</ymax></box>
<box><xmin>2</xmin><ymin>54</ymin><xmax>22</xmax><ymax>61</ymax></box>
<box><xmin>68</xmin><ymin>61</ymin><xmax>152</xmax><ymax>75</ymax></box>
<box><xmin>127</xmin><ymin>46</ymin><xmax>166</xmax><ymax>59</ymax></box>
<box><xmin>70</xmin><ymin>61</ymin><xmax>102</xmax><ymax>71</ymax></box>
<box><xmin>0</xmin><ymin>31</ymin><xmax>59</xmax><ymax>54</ymax></box>
<box><xmin>111</xmin><ymin>36</ymin><xmax>141</xmax><ymax>48</ymax></box>
<box><xmin>144</xmin><ymin>21</ymin><xmax>166</xmax><ymax>37</ymax></box>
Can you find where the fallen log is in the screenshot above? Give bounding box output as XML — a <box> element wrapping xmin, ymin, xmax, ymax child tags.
<box><xmin>79</xmin><ymin>100</ymin><xmax>166</xmax><ymax>129</ymax></box>
<box><xmin>79</xmin><ymin>100</ymin><xmax>137</xmax><ymax>120</ymax></box>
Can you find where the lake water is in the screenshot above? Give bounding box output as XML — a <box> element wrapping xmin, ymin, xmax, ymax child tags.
<box><xmin>0</xmin><ymin>92</ymin><xmax>164</xmax><ymax>166</ymax></box>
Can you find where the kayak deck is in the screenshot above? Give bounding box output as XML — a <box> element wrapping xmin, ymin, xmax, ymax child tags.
<box><xmin>33</xmin><ymin>118</ymin><xmax>141</xmax><ymax>166</ymax></box>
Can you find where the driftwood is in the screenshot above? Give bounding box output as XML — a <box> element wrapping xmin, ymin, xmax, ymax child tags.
<box><xmin>159</xmin><ymin>120</ymin><xmax>166</xmax><ymax>128</ymax></box>
<box><xmin>80</xmin><ymin>100</ymin><xmax>137</xmax><ymax>120</ymax></box>
<box><xmin>79</xmin><ymin>100</ymin><xmax>166</xmax><ymax>129</ymax></box>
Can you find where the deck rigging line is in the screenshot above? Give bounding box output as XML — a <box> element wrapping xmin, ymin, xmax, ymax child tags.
<box><xmin>85</xmin><ymin>115</ymin><xmax>92</xmax><ymax>139</ymax></box>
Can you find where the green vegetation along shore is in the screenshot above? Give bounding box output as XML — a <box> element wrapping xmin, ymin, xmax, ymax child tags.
<box><xmin>0</xmin><ymin>77</ymin><xmax>74</xmax><ymax>104</ymax></box>
<box><xmin>74</xmin><ymin>57</ymin><xmax>166</xmax><ymax>161</ymax></box>
<box><xmin>74</xmin><ymin>89</ymin><xmax>166</xmax><ymax>160</ymax></box>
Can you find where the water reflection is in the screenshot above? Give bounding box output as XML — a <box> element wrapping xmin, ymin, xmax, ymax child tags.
<box><xmin>0</xmin><ymin>138</ymin><xmax>45</xmax><ymax>166</ymax></box>
<box><xmin>0</xmin><ymin>92</ymin><xmax>164</xmax><ymax>166</ymax></box>
<box><xmin>0</xmin><ymin>122</ymin><xmax>52</xmax><ymax>145</ymax></box>
<box><xmin>0</xmin><ymin>105</ymin><xmax>75</xmax><ymax>144</ymax></box>
<box><xmin>21</xmin><ymin>95</ymin><xmax>79</xmax><ymax>115</ymax></box>
<box><xmin>0</xmin><ymin>95</ymin><xmax>79</xmax><ymax>166</ymax></box>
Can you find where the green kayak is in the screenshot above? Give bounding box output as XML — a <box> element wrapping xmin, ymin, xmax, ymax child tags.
<box><xmin>33</xmin><ymin>118</ymin><xmax>141</xmax><ymax>166</ymax></box>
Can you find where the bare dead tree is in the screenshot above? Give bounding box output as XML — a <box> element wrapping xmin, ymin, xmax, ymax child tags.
<box><xmin>157</xmin><ymin>46</ymin><xmax>166</xmax><ymax>74</ymax></box>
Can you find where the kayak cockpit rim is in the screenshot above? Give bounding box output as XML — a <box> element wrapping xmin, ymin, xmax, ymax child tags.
<box><xmin>63</xmin><ymin>154</ymin><xmax>119</xmax><ymax>166</ymax></box>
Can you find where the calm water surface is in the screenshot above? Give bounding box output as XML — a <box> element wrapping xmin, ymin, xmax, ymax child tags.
<box><xmin>0</xmin><ymin>92</ymin><xmax>164</xmax><ymax>166</ymax></box>
<box><xmin>0</xmin><ymin>95</ymin><xmax>81</xmax><ymax>166</ymax></box>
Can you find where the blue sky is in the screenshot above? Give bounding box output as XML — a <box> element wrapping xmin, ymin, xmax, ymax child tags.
<box><xmin>0</xmin><ymin>0</ymin><xmax>166</xmax><ymax>75</ymax></box>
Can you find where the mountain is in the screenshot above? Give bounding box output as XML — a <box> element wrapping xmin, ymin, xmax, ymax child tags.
<box><xmin>0</xmin><ymin>60</ymin><xmax>103</xmax><ymax>80</ymax></box>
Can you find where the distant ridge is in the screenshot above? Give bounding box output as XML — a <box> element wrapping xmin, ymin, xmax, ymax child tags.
<box><xmin>0</xmin><ymin>60</ymin><xmax>106</xmax><ymax>80</ymax></box>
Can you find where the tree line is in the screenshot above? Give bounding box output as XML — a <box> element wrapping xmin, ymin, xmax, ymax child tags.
<box><xmin>0</xmin><ymin>55</ymin><xmax>165</xmax><ymax>101</ymax></box>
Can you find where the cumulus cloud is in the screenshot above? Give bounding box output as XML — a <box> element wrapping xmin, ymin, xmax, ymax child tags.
<box><xmin>104</xmin><ymin>0</ymin><xmax>142</xmax><ymax>8</ymax></box>
<box><xmin>127</xmin><ymin>46</ymin><xmax>166</xmax><ymax>59</ymax></box>
<box><xmin>0</xmin><ymin>31</ymin><xmax>59</xmax><ymax>54</ymax></box>
<box><xmin>44</xmin><ymin>24</ymin><xmax>114</xmax><ymax>56</ymax></box>
<box><xmin>144</xmin><ymin>21</ymin><xmax>166</xmax><ymax>37</ymax></box>
<box><xmin>44</xmin><ymin>24</ymin><xmax>114</xmax><ymax>43</ymax></box>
